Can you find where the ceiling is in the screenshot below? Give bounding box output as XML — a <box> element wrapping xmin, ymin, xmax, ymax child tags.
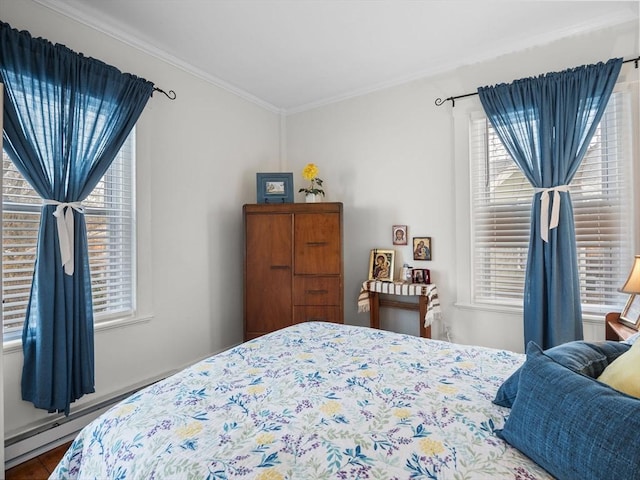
<box><xmin>37</xmin><ymin>0</ymin><xmax>638</xmax><ymax>113</ymax></box>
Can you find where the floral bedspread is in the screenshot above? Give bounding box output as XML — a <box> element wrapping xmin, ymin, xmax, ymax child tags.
<box><xmin>52</xmin><ymin>322</ymin><xmax>552</xmax><ymax>479</ymax></box>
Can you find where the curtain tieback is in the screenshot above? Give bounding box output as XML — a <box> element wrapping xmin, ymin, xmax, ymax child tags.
<box><xmin>534</xmin><ymin>185</ymin><xmax>570</xmax><ymax>243</ymax></box>
<box><xmin>43</xmin><ymin>200</ymin><xmax>85</xmax><ymax>276</ymax></box>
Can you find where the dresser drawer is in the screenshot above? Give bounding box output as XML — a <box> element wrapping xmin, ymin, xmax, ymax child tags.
<box><xmin>293</xmin><ymin>276</ymin><xmax>340</xmax><ymax>305</ymax></box>
<box><xmin>294</xmin><ymin>306</ymin><xmax>341</xmax><ymax>324</ymax></box>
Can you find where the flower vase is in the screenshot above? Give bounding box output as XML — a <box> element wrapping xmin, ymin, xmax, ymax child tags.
<box><xmin>305</xmin><ymin>193</ymin><xmax>318</xmax><ymax>203</ymax></box>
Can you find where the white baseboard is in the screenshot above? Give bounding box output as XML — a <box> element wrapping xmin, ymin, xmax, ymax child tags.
<box><xmin>4</xmin><ymin>406</ymin><xmax>109</xmax><ymax>469</ymax></box>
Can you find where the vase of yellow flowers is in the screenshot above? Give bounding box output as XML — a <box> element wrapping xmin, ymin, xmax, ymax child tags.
<box><xmin>299</xmin><ymin>163</ymin><xmax>325</xmax><ymax>202</ymax></box>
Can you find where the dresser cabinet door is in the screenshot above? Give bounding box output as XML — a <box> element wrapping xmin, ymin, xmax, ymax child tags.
<box><xmin>244</xmin><ymin>213</ymin><xmax>292</xmax><ymax>338</ymax></box>
<box><xmin>294</xmin><ymin>212</ymin><xmax>341</xmax><ymax>274</ymax></box>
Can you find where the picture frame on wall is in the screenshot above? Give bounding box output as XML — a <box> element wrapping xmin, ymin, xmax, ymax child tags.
<box><xmin>392</xmin><ymin>225</ymin><xmax>408</xmax><ymax>245</ymax></box>
<box><xmin>620</xmin><ymin>294</ymin><xmax>640</xmax><ymax>329</ymax></box>
<box><xmin>368</xmin><ymin>249</ymin><xmax>395</xmax><ymax>282</ymax></box>
<box><xmin>256</xmin><ymin>172</ymin><xmax>294</xmax><ymax>204</ymax></box>
<box><xmin>413</xmin><ymin>237</ymin><xmax>432</xmax><ymax>261</ymax></box>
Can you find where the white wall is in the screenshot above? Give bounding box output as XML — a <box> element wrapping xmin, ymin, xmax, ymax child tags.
<box><xmin>2</xmin><ymin>0</ymin><xmax>281</xmax><ymax>440</ymax></box>
<box><xmin>286</xmin><ymin>20</ymin><xmax>639</xmax><ymax>352</ymax></box>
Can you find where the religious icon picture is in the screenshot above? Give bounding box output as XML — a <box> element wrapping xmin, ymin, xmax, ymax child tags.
<box><xmin>413</xmin><ymin>237</ymin><xmax>432</xmax><ymax>261</ymax></box>
<box><xmin>368</xmin><ymin>249</ymin><xmax>395</xmax><ymax>282</ymax></box>
<box><xmin>392</xmin><ymin>225</ymin><xmax>408</xmax><ymax>245</ymax></box>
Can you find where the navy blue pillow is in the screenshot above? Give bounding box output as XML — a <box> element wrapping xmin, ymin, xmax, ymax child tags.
<box><xmin>493</xmin><ymin>340</ymin><xmax>630</xmax><ymax>408</ymax></box>
<box><xmin>497</xmin><ymin>342</ymin><xmax>640</xmax><ymax>480</ymax></box>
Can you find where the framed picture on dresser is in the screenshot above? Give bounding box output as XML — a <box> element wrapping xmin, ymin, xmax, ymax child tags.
<box><xmin>256</xmin><ymin>172</ymin><xmax>294</xmax><ymax>204</ymax></box>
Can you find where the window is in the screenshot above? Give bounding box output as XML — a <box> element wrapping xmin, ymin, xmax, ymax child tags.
<box><xmin>2</xmin><ymin>134</ymin><xmax>136</xmax><ymax>341</ymax></box>
<box><xmin>470</xmin><ymin>90</ymin><xmax>634</xmax><ymax>315</ymax></box>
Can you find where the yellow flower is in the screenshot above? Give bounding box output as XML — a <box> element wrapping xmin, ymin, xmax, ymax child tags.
<box><xmin>176</xmin><ymin>422</ymin><xmax>203</xmax><ymax>439</ymax></box>
<box><xmin>394</xmin><ymin>408</ymin><xmax>411</xmax><ymax>419</ymax></box>
<box><xmin>437</xmin><ymin>384</ymin><xmax>457</xmax><ymax>395</ymax></box>
<box><xmin>256</xmin><ymin>432</ymin><xmax>275</xmax><ymax>445</ymax></box>
<box><xmin>299</xmin><ymin>163</ymin><xmax>325</xmax><ymax>196</ymax></box>
<box><xmin>115</xmin><ymin>404</ymin><xmax>135</xmax><ymax>417</ymax></box>
<box><xmin>320</xmin><ymin>400</ymin><xmax>342</xmax><ymax>416</ymax></box>
<box><xmin>358</xmin><ymin>369</ymin><xmax>377</xmax><ymax>378</ymax></box>
<box><xmin>419</xmin><ymin>438</ymin><xmax>445</xmax><ymax>456</ymax></box>
<box><xmin>457</xmin><ymin>361</ymin><xmax>475</xmax><ymax>369</ymax></box>
<box><xmin>302</xmin><ymin>163</ymin><xmax>319</xmax><ymax>181</ymax></box>
<box><xmin>256</xmin><ymin>469</ymin><xmax>284</xmax><ymax>480</ymax></box>
<box><xmin>247</xmin><ymin>385</ymin><xmax>266</xmax><ymax>395</ymax></box>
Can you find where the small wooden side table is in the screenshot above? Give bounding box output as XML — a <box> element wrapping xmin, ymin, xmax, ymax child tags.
<box><xmin>605</xmin><ymin>311</ymin><xmax>637</xmax><ymax>341</ymax></box>
<box><xmin>358</xmin><ymin>281</ymin><xmax>440</xmax><ymax>339</ymax></box>
<box><xmin>368</xmin><ymin>291</ymin><xmax>431</xmax><ymax>338</ymax></box>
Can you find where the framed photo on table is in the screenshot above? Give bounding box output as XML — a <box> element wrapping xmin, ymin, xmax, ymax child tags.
<box><xmin>368</xmin><ymin>249</ymin><xmax>395</xmax><ymax>282</ymax></box>
<box><xmin>256</xmin><ymin>172</ymin><xmax>294</xmax><ymax>204</ymax></box>
<box><xmin>412</xmin><ymin>268</ymin><xmax>431</xmax><ymax>284</ymax></box>
<box><xmin>620</xmin><ymin>294</ymin><xmax>640</xmax><ymax>329</ymax></box>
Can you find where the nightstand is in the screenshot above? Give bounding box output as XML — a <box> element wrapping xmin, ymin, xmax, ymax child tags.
<box><xmin>605</xmin><ymin>312</ymin><xmax>637</xmax><ymax>341</ymax></box>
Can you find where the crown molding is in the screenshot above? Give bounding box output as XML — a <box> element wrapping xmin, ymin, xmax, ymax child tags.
<box><xmin>286</xmin><ymin>12</ymin><xmax>638</xmax><ymax>115</ymax></box>
<box><xmin>32</xmin><ymin>0</ymin><xmax>284</xmax><ymax>115</ymax></box>
<box><xmin>32</xmin><ymin>0</ymin><xmax>636</xmax><ymax>116</ymax></box>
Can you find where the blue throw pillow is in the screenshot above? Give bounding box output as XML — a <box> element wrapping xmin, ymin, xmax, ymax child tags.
<box><xmin>496</xmin><ymin>342</ymin><xmax>640</xmax><ymax>480</ymax></box>
<box><xmin>493</xmin><ymin>340</ymin><xmax>630</xmax><ymax>408</ymax></box>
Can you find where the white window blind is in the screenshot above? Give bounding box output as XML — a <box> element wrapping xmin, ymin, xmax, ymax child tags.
<box><xmin>470</xmin><ymin>90</ymin><xmax>634</xmax><ymax>315</ymax></box>
<box><xmin>2</xmin><ymin>134</ymin><xmax>136</xmax><ymax>341</ymax></box>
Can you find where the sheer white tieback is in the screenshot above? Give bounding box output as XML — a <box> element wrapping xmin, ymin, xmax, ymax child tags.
<box><xmin>535</xmin><ymin>185</ymin><xmax>570</xmax><ymax>243</ymax></box>
<box><xmin>43</xmin><ymin>200</ymin><xmax>85</xmax><ymax>276</ymax></box>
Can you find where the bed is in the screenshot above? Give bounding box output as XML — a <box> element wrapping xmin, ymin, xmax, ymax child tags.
<box><xmin>51</xmin><ymin>322</ymin><xmax>575</xmax><ymax>479</ymax></box>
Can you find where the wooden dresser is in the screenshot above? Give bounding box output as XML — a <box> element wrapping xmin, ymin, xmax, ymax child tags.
<box><xmin>243</xmin><ymin>202</ymin><xmax>344</xmax><ymax>340</ymax></box>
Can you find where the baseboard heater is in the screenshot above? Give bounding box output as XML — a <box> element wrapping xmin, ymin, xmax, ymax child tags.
<box><xmin>4</xmin><ymin>378</ymin><xmax>164</xmax><ymax>470</ymax></box>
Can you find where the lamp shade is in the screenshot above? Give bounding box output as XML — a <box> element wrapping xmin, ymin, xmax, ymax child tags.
<box><xmin>620</xmin><ymin>255</ymin><xmax>640</xmax><ymax>294</ymax></box>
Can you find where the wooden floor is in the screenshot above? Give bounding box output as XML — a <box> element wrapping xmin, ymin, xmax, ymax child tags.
<box><xmin>5</xmin><ymin>441</ymin><xmax>72</xmax><ymax>480</ymax></box>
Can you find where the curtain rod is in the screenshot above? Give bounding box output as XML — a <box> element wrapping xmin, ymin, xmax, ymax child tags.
<box><xmin>153</xmin><ymin>86</ymin><xmax>177</xmax><ymax>100</ymax></box>
<box><xmin>434</xmin><ymin>55</ymin><xmax>640</xmax><ymax>107</ymax></box>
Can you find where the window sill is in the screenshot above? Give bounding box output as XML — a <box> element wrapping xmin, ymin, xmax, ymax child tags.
<box><xmin>94</xmin><ymin>313</ymin><xmax>153</xmax><ymax>332</ymax></box>
<box><xmin>454</xmin><ymin>301</ymin><xmax>522</xmax><ymax>315</ymax></box>
<box><xmin>454</xmin><ymin>301</ymin><xmax>606</xmax><ymax>325</ymax></box>
<box><xmin>3</xmin><ymin>314</ymin><xmax>154</xmax><ymax>354</ymax></box>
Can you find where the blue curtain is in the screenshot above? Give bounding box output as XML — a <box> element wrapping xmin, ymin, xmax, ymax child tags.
<box><xmin>478</xmin><ymin>58</ymin><xmax>622</xmax><ymax>349</ymax></box>
<box><xmin>0</xmin><ymin>22</ymin><xmax>154</xmax><ymax>414</ymax></box>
